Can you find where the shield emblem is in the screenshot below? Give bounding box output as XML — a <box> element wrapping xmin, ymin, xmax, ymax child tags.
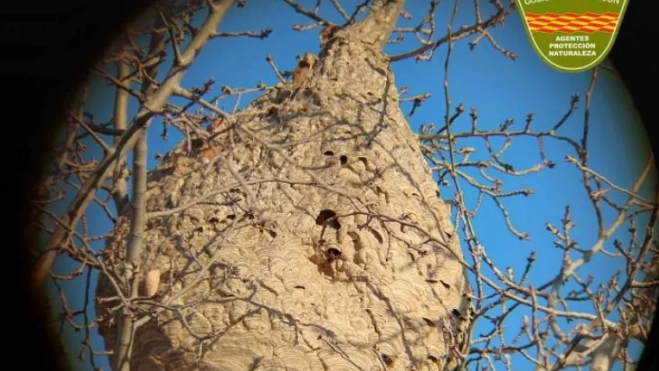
<box><xmin>515</xmin><ymin>0</ymin><xmax>629</xmax><ymax>73</ymax></box>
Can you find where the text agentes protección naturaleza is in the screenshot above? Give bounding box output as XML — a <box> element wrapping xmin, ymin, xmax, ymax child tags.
<box><xmin>548</xmin><ymin>35</ymin><xmax>597</xmax><ymax>57</ymax></box>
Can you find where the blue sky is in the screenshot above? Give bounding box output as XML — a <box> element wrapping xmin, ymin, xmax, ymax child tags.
<box><xmin>49</xmin><ymin>1</ymin><xmax>655</xmax><ymax>370</ymax></box>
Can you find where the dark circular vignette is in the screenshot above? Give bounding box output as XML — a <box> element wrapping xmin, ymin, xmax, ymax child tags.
<box><xmin>5</xmin><ymin>1</ymin><xmax>657</xmax><ymax>371</ymax></box>
<box><xmin>7</xmin><ymin>1</ymin><xmax>157</xmax><ymax>371</ymax></box>
<box><xmin>608</xmin><ymin>2</ymin><xmax>659</xmax><ymax>369</ymax></box>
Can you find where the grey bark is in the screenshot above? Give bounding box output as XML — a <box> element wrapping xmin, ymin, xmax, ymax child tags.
<box><xmin>111</xmin><ymin>60</ymin><xmax>130</xmax><ymax>215</ymax></box>
<box><xmin>112</xmin><ymin>128</ymin><xmax>149</xmax><ymax>371</ymax></box>
<box><xmin>97</xmin><ymin>2</ymin><xmax>469</xmax><ymax>370</ymax></box>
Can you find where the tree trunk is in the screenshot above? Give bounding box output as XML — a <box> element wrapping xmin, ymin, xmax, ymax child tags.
<box><xmin>97</xmin><ymin>2</ymin><xmax>470</xmax><ymax>370</ymax></box>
